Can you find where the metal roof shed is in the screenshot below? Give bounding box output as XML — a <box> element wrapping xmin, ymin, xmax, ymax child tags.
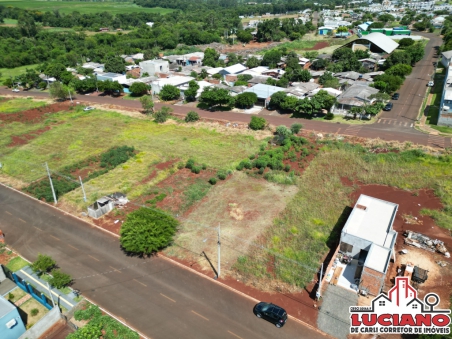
<box><xmin>244</xmin><ymin>83</ymin><xmax>283</xmax><ymax>100</ymax></box>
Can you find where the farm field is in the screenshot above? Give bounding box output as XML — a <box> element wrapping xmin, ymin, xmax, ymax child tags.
<box><xmin>0</xmin><ymin>98</ymin><xmax>451</xmax><ymax>307</ymax></box>
<box><xmin>0</xmin><ymin>0</ymin><xmax>173</xmax><ymax>15</ymax></box>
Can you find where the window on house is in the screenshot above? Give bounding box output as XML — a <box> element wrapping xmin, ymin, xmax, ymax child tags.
<box><xmin>340</xmin><ymin>242</ymin><xmax>353</xmax><ymax>253</ymax></box>
<box><xmin>412</xmin><ymin>304</ymin><xmax>417</xmax><ymax>309</ymax></box>
<box><xmin>160</xmin><ymin>66</ymin><xmax>162</xmax><ymax>71</ymax></box>
<box><xmin>379</xmin><ymin>301</ymin><xmax>385</xmax><ymax>306</ymax></box>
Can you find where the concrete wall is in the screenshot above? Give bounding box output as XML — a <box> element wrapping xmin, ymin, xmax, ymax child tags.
<box><xmin>360</xmin><ymin>266</ymin><xmax>385</xmax><ymax>296</ymax></box>
<box><xmin>340</xmin><ymin>233</ymin><xmax>372</xmax><ymax>257</ymax></box>
<box><xmin>19</xmin><ymin>307</ymin><xmax>62</xmax><ymax>339</ymax></box>
<box><xmin>0</xmin><ymin>307</ymin><xmax>26</xmax><ymax>339</ymax></box>
<box><xmin>140</xmin><ymin>60</ymin><xmax>169</xmax><ymax>76</ymax></box>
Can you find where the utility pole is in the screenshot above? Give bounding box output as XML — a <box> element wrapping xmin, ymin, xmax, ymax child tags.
<box><xmin>46</xmin><ymin>282</ymin><xmax>56</xmax><ymax>308</ymax></box>
<box><xmin>68</xmin><ymin>88</ymin><xmax>73</xmax><ymax>104</ymax></box>
<box><xmin>217</xmin><ymin>224</ymin><xmax>221</xmax><ymax>278</ymax></box>
<box><xmin>45</xmin><ymin>162</ymin><xmax>57</xmax><ymax>205</ymax></box>
<box><xmin>79</xmin><ymin>176</ymin><xmax>87</xmax><ymax>202</ymax></box>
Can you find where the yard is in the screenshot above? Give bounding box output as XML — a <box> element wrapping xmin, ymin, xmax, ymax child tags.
<box><xmin>18</xmin><ymin>298</ymin><xmax>49</xmax><ymax>328</ymax></box>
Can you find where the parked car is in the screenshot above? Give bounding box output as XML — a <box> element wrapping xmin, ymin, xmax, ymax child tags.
<box><xmin>433</xmin><ymin>62</ymin><xmax>437</xmax><ymax>66</ymax></box>
<box><xmin>428</xmin><ymin>81</ymin><xmax>434</xmax><ymax>87</ymax></box>
<box><xmin>383</xmin><ymin>102</ymin><xmax>393</xmax><ymax>111</ymax></box>
<box><xmin>391</xmin><ymin>93</ymin><xmax>399</xmax><ymax>100</ymax></box>
<box><xmin>83</xmin><ymin>106</ymin><xmax>95</xmax><ymax>111</ymax></box>
<box><xmin>253</xmin><ymin>302</ymin><xmax>287</xmax><ymax>328</ymax></box>
<box><xmin>12</xmin><ymin>88</ymin><xmax>20</xmax><ymax>92</ymax></box>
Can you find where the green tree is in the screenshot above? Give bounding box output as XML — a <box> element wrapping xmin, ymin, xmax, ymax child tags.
<box><xmin>398</xmin><ymin>38</ymin><xmax>415</xmax><ymax>48</ymax></box>
<box><xmin>99</xmin><ymin>80</ymin><xmax>123</xmax><ymax>95</ymax></box>
<box><xmin>262</xmin><ymin>49</ymin><xmax>282</xmax><ymax>68</ymax></box>
<box><xmin>304</xmin><ymin>51</ymin><xmax>319</xmax><ymax>60</ymax></box>
<box><xmin>275</xmin><ymin>125</ymin><xmax>292</xmax><ymax>140</ymax></box>
<box><xmin>104</xmin><ymin>56</ymin><xmax>125</xmax><ymax>74</ymax></box>
<box><xmin>249</xmin><ymin>116</ymin><xmax>267</xmax><ymax>130</ymax></box>
<box><xmin>60</xmin><ymin>71</ymin><xmax>74</xmax><ymax>85</ymax></box>
<box><xmin>406</xmin><ymin>42</ymin><xmax>425</xmax><ymax>64</ymax></box>
<box><xmin>372</xmin><ymin>74</ymin><xmax>404</xmax><ymax>93</ymax></box>
<box><xmin>49</xmin><ymin>269</ymin><xmax>72</xmax><ymax>289</ymax></box>
<box><xmin>185</xmin><ymin>111</ymin><xmax>200</xmax><ymax>122</ymax></box>
<box><xmin>378</xmin><ymin>13</ymin><xmax>395</xmax><ymax>23</ymax></box>
<box><xmin>280</xmin><ymin>95</ymin><xmax>298</xmax><ymax>111</ymax></box>
<box><xmin>130</xmin><ymin>82</ymin><xmax>148</xmax><ymax>96</ymax></box>
<box><xmin>203</xmin><ymin>48</ymin><xmax>219</xmax><ymax>67</ymax></box>
<box><xmin>385</xmin><ymin>64</ymin><xmax>412</xmax><ymax>77</ymax></box>
<box><xmin>184</xmin><ymin>80</ymin><xmax>200</xmax><ymax>102</ymax></box>
<box><xmin>295</xmin><ymin>69</ymin><xmax>312</xmax><ymax>82</ymax></box>
<box><xmin>200</xmin><ymin>69</ymin><xmax>208</xmax><ymax>79</ymax></box>
<box><xmin>3</xmin><ymin>78</ymin><xmax>13</xmax><ymax>88</ymax></box>
<box><xmin>199</xmin><ymin>87</ymin><xmax>234</xmax><ymax>108</ymax></box>
<box><xmin>237</xmin><ymin>74</ymin><xmax>252</xmax><ymax>82</ymax></box>
<box><xmin>120</xmin><ymin>207</ymin><xmax>178</xmax><ymax>255</ymax></box>
<box><xmin>49</xmin><ymin>82</ymin><xmax>69</xmax><ymax>100</ymax></box>
<box><xmin>227</xmin><ymin>53</ymin><xmax>239</xmax><ymax>66</ymax></box>
<box><xmin>382</xmin><ymin>51</ymin><xmax>412</xmax><ymax>70</ymax></box>
<box><xmin>312</xmin><ymin>90</ymin><xmax>337</xmax><ymax>110</ymax></box>
<box><xmin>160</xmin><ymin>85</ymin><xmax>180</xmax><ymax>101</ymax></box>
<box><xmin>154</xmin><ymin>106</ymin><xmax>173</xmax><ymax>123</ymax></box>
<box><xmin>237</xmin><ymin>30</ymin><xmax>253</xmax><ymax>43</ymax></box>
<box><xmin>18</xmin><ymin>13</ymin><xmax>38</xmax><ymax>38</ymax></box>
<box><xmin>235</xmin><ymin>92</ymin><xmax>257</xmax><ymax>108</ymax></box>
<box><xmin>269</xmin><ymin>91</ymin><xmax>287</xmax><ymax>109</ymax></box>
<box><xmin>337</xmin><ymin>26</ymin><xmax>348</xmax><ymax>33</ymax></box>
<box><xmin>31</xmin><ymin>254</ymin><xmax>56</xmax><ymax>274</ymax></box>
<box><xmin>245</xmin><ymin>56</ymin><xmax>261</xmax><ymax>69</ymax></box>
<box><xmin>319</xmin><ymin>71</ymin><xmax>335</xmax><ymax>85</ymax></box>
<box><xmin>140</xmin><ymin>96</ymin><xmax>154</xmax><ymax>114</ymax></box>
<box><xmin>46</xmin><ymin>63</ymin><xmax>66</xmax><ymax>80</ymax></box>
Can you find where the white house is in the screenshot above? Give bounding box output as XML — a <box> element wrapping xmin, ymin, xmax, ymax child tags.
<box><xmin>139</xmin><ymin>60</ymin><xmax>169</xmax><ymax>76</ymax></box>
<box><xmin>95</xmin><ymin>72</ymin><xmax>127</xmax><ymax>83</ymax></box>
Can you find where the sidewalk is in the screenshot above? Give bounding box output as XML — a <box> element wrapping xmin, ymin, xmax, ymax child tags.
<box><xmin>15</xmin><ymin>266</ymin><xmax>78</xmax><ymax>310</ymax></box>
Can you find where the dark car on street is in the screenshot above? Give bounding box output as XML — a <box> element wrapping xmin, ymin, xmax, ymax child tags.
<box><xmin>253</xmin><ymin>302</ymin><xmax>287</xmax><ymax>328</ymax></box>
<box><xmin>391</xmin><ymin>93</ymin><xmax>399</xmax><ymax>100</ymax></box>
<box><xmin>383</xmin><ymin>102</ymin><xmax>393</xmax><ymax>111</ymax></box>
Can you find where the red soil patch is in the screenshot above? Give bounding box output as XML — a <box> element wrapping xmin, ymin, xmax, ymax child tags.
<box><xmin>140</xmin><ymin>159</ymin><xmax>179</xmax><ymax>185</ymax></box>
<box><xmin>7</xmin><ymin>126</ymin><xmax>51</xmax><ymax>147</ymax></box>
<box><xmin>164</xmin><ymin>254</ymin><xmax>320</xmax><ymax>327</ymax></box>
<box><xmin>222</xmin><ymin>40</ymin><xmax>276</xmax><ymax>53</ymax></box>
<box><xmin>0</xmin><ymin>102</ymin><xmax>71</xmax><ymax>124</ymax></box>
<box><xmin>307</xmin><ymin>41</ymin><xmax>330</xmax><ymax>50</ymax></box>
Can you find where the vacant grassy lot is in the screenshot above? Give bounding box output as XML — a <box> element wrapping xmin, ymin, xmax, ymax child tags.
<box><xmin>0</xmin><ymin>98</ymin><xmax>47</xmax><ymax>113</ymax></box>
<box><xmin>6</xmin><ymin>256</ymin><xmax>29</xmax><ymax>272</ymax></box>
<box><xmin>0</xmin><ymin>64</ymin><xmax>39</xmax><ymax>83</ymax></box>
<box><xmin>235</xmin><ymin>141</ymin><xmax>452</xmax><ymax>288</ymax></box>
<box><xmin>0</xmin><ymin>0</ymin><xmax>174</xmax><ymax>15</ymax></box>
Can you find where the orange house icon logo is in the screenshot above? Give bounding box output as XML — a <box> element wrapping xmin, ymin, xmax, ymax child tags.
<box><xmin>349</xmin><ymin>277</ymin><xmax>451</xmax><ymax>335</ymax></box>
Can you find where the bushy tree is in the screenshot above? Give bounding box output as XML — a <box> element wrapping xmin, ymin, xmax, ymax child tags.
<box><xmin>385</xmin><ymin>64</ymin><xmax>412</xmax><ymax>77</ymax></box>
<box><xmin>235</xmin><ymin>92</ymin><xmax>257</xmax><ymax>108</ymax></box>
<box><xmin>49</xmin><ymin>269</ymin><xmax>72</xmax><ymax>289</ymax></box>
<box><xmin>31</xmin><ymin>254</ymin><xmax>56</xmax><ymax>274</ymax></box>
<box><xmin>99</xmin><ymin>80</ymin><xmax>123</xmax><ymax>95</ymax></box>
<box><xmin>245</xmin><ymin>56</ymin><xmax>261</xmax><ymax>69</ymax></box>
<box><xmin>154</xmin><ymin>106</ymin><xmax>172</xmax><ymax>123</ymax></box>
<box><xmin>249</xmin><ymin>116</ymin><xmax>267</xmax><ymax>130</ymax></box>
<box><xmin>199</xmin><ymin>87</ymin><xmax>234</xmax><ymax>108</ymax></box>
<box><xmin>290</xmin><ymin>123</ymin><xmax>303</xmax><ymax>134</ymax></box>
<box><xmin>104</xmin><ymin>56</ymin><xmax>125</xmax><ymax>74</ymax></box>
<box><xmin>184</xmin><ymin>80</ymin><xmax>199</xmax><ymax>102</ymax></box>
<box><xmin>280</xmin><ymin>95</ymin><xmax>298</xmax><ymax>111</ymax></box>
<box><xmin>262</xmin><ymin>49</ymin><xmax>282</xmax><ymax>68</ymax></box>
<box><xmin>372</xmin><ymin>74</ymin><xmax>404</xmax><ymax>93</ymax></box>
<box><xmin>120</xmin><ymin>207</ymin><xmax>179</xmax><ymax>255</ymax></box>
<box><xmin>185</xmin><ymin>111</ymin><xmax>200</xmax><ymax>122</ymax></box>
<box><xmin>398</xmin><ymin>38</ymin><xmax>415</xmax><ymax>48</ymax></box>
<box><xmin>275</xmin><ymin>125</ymin><xmax>292</xmax><ymax>140</ymax></box>
<box><xmin>49</xmin><ymin>82</ymin><xmax>69</xmax><ymax>100</ymax></box>
<box><xmin>237</xmin><ymin>30</ymin><xmax>253</xmax><ymax>43</ymax></box>
<box><xmin>319</xmin><ymin>71</ymin><xmax>335</xmax><ymax>85</ymax></box>
<box><xmin>269</xmin><ymin>91</ymin><xmax>287</xmax><ymax>109</ymax></box>
<box><xmin>160</xmin><ymin>85</ymin><xmax>180</xmax><ymax>101</ymax></box>
<box><xmin>129</xmin><ymin>82</ymin><xmax>148</xmax><ymax>96</ymax></box>
<box><xmin>203</xmin><ymin>48</ymin><xmax>219</xmax><ymax>67</ymax></box>
<box><xmin>140</xmin><ymin>96</ymin><xmax>154</xmax><ymax>114</ymax></box>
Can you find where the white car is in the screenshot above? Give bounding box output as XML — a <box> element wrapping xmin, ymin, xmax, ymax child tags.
<box><xmin>83</xmin><ymin>106</ymin><xmax>95</xmax><ymax>111</ymax></box>
<box><xmin>12</xmin><ymin>88</ymin><xmax>20</xmax><ymax>92</ymax></box>
<box><xmin>428</xmin><ymin>81</ymin><xmax>434</xmax><ymax>87</ymax></box>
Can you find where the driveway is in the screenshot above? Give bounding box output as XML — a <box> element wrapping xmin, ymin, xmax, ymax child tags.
<box><xmin>0</xmin><ymin>185</ymin><xmax>327</xmax><ymax>339</ymax></box>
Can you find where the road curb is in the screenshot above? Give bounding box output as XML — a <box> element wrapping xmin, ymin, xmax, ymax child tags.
<box><xmin>1</xmin><ymin>183</ymin><xmax>333</xmax><ymax>338</ymax></box>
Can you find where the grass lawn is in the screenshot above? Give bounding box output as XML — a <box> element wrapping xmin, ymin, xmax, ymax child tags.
<box><xmin>19</xmin><ymin>298</ymin><xmax>48</xmax><ymax>328</ymax></box>
<box><xmin>0</xmin><ymin>0</ymin><xmax>174</xmax><ymax>15</ymax></box>
<box><xmin>0</xmin><ymin>64</ymin><xmax>40</xmax><ymax>83</ymax></box>
<box><xmin>235</xmin><ymin>141</ymin><xmax>452</xmax><ymax>288</ymax></box>
<box><xmin>6</xmin><ymin>256</ymin><xmax>29</xmax><ymax>272</ymax></box>
<box><xmin>0</xmin><ymin>98</ymin><xmax>47</xmax><ymax>113</ymax></box>
<box><xmin>1</xmin><ymin>18</ymin><xmax>17</xmax><ymax>25</ymax></box>
<box><xmin>7</xmin><ymin>287</ymin><xmax>27</xmax><ymax>303</ymax></box>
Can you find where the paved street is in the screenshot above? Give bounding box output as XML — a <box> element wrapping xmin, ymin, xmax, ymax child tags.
<box><xmin>0</xmin><ymin>185</ymin><xmax>327</xmax><ymax>339</ymax></box>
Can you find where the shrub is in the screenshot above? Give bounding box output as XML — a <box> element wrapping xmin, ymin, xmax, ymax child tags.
<box><xmin>254</xmin><ymin>156</ymin><xmax>269</xmax><ymax>169</ymax></box>
<box><xmin>185</xmin><ymin>158</ymin><xmax>195</xmax><ymax>169</ymax></box>
<box><xmin>275</xmin><ymin>125</ymin><xmax>292</xmax><ymax>140</ymax></box>
<box><xmin>154</xmin><ymin>106</ymin><xmax>172</xmax><ymax>123</ymax></box>
<box><xmin>177</xmin><ymin>162</ymin><xmax>184</xmax><ymax>169</ymax></box>
<box><xmin>191</xmin><ymin>166</ymin><xmax>201</xmax><ymax>174</ymax></box>
<box><xmin>31</xmin><ymin>254</ymin><xmax>56</xmax><ymax>274</ymax></box>
<box><xmin>284</xmin><ymin>164</ymin><xmax>291</xmax><ymax>172</ymax></box>
<box><xmin>324</xmin><ymin>112</ymin><xmax>334</xmax><ymax>120</ymax></box>
<box><xmin>217</xmin><ymin>170</ymin><xmax>227</xmax><ymax>180</ymax></box>
<box><xmin>209</xmin><ymin>177</ymin><xmax>217</xmax><ymax>185</ymax></box>
<box><xmin>290</xmin><ymin>123</ymin><xmax>303</xmax><ymax>134</ymax></box>
<box><xmin>258</xmin><ymin>167</ymin><xmax>265</xmax><ymax>174</ymax></box>
<box><xmin>201</xmin><ymin>163</ymin><xmax>207</xmax><ymax>170</ymax></box>
<box><xmin>243</xmin><ymin>160</ymin><xmax>252</xmax><ymax>169</ymax></box>
<box><xmin>100</xmin><ymin>146</ymin><xmax>135</xmax><ymax>169</ymax></box>
<box><xmin>31</xmin><ymin>308</ymin><xmax>39</xmax><ymax>316</ymax></box>
<box><xmin>49</xmin><ymin>269</ymin><xmax>72</xmax><ymax>289</ymax></box>
<box><xmin>160</xmin><ymin>85</ymin><xmax>180</xmax><ymax>101</ymax></box>
<box><xmin>249</xmin><ymin>154</ymin><xmax>255</xmax><ymax>160</ymax></box>
<box><xmin>236</xmin><ymin>163</ymin><xmax>244</xmax><ymax>171</ymax></box>
<box><xmin>8</xmin><ymin>293</ymin><xmax>14</xmax><ymax>300</ymax></box>
<box><xmin>249</xmin><ymin>116</ymin><xmax>267</xmax><ymax>130</ymax></box>
<box><xmin>120</xmin><ymin>208</ymin><xmax>179</xmax><ymax>255</ymax></box>
<box><xmin>185</xmin><ymin>111</ymin><xmax>200</xmax><ymax>122</ymax></box>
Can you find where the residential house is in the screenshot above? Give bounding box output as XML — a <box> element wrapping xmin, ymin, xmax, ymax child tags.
<box><xmin>332</xmin><ymin>83</ymin><xmax>379</xmax><ymax>115</ymax></box>
<box><xmin>139</xmin><ymin>60</ymin><xmax>170</xmax><ymax>77</ymax></box>
<box><xmin>299</xmin><ymin>57</ymin><xmax>311</xmax><ymax>69</ymax></box>
<box><xmin>0</xmin><ymin>295</ymin><xmax>26</xmax><ymax>339</ymax></box>
<box><xmin>82</xmin><ymin>62</ymin><xmax>104</xmax><ymax>72</ymax></box>
<box><xmin>310</xmin><ymin>87</ymin><xmax>342</xmax><ymax>97</ymax></box>
<box><xmin>334</xmin><ymin>71</ymin><xmax>362</xmax><ymax>81</ymax></box>
<box><xmin>285</xmin><ymin>82</ymin><xmax>320</xmax><ymax>98</ymax></box>
<box><xmin>441</xmin><ymin>50</ymin><xmax>452</xmax><ymax>68</ymax></box>
<box><xmin>262</xmin><ymin>69</ymin><xmax>285</xmax><ymax>78</ymax></box>
<box><xmin>318</xmin><ymin>26</ymin><xmax>335</xmax><ymax>35</ymax></box>
<box><xmin>179</xmin><ymin>80</ymin><xmax>213</xmax><ymax>99</ymax></box>
<box><xmin>244</xmin><ymin>83</ymin><xmax>284</xmax><ymax>106</ymax></box>
<box><xmin>206</xmin><ymin>67</ymin><xmax>224</xmax><ymax>76</ymax></box>
<box><xmin>338</xmin><ymin>194</ymin><xmax>398</xmax><ymax>295</ymax></box>
<box><xmin>219</xmin><ymin>64</ymin><xmax>247</xmax><ymax>76</ymax></box>
<box><xmin>151</xmin><ymin>76</ymin><xmax>195</xmax><ymax>94</ymax></box>
<box><xmin>359</xmin><ymin>58</ymin><xmax>378</xmax><ymax>71</ymax></box>
<box><xmin>248</xmin><ymin>76</ymin><xmax>272</xmax><ymax>85</ymax></box>
<box><xmin>96</xmin><ymin>72</ymin><xmax>127</xmax><ymax>84</ymax></box>
<box><xmin>438</xmin><ymin>64</ymin><xmax>452</xmax><ymax>126</ymax></box>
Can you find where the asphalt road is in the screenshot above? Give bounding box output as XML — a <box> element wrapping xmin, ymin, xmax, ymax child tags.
<box><xmin>0</xmin><ymin>185</ymin><xmax>326</xmax><ymax>339</ymax></box>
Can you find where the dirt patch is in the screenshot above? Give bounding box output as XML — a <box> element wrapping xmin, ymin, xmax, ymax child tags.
<box><xmin>7</xmin><ymin>126</ymin><xmax>51</xmax><ymax>147</ymax></box>
<box><xmin>166</xmin><ymin>171</ymin><xmax>298</xmax><ymax>273</ymax></box>
<box><xmin>307</xmin><ymin>41</ymin><xmax>330</xmax><ymax>50</ymax></box>
<box><xmin>197</xmin><ymin>41</ymin><xmax>281</xmax><ymax>56</ymax></box>
<box><xmin>0</xmin><ymin>102</ymin><xmax>71</xmax><ymax>124</ymax></box>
